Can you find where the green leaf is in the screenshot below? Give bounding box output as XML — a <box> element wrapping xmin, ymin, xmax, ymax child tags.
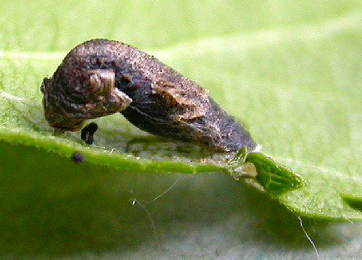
<box><xmin>225</xmin><ymin>148</ymin><xmax>304</xmax><ymax>196</ymax></box>
<box><xmin>246</xmin><ymin>152</ymin><xmax>305</xmax><ymax>196</ymax></box>
<box><xmin>1</xmin><ymin>0</ymin><xmax>362</xmax><ymax>258</ymax></box>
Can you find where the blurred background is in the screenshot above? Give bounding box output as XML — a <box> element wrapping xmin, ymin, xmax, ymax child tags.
<box><xmin>2</xmin><ymin>0</ymin><xmax>359</xmax><ymax>52</ymax></box>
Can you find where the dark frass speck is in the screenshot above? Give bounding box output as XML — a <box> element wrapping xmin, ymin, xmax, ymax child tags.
<box><xmin>72</xmin><ymin>152</ymin><xmax>85</xmax><ymax>163</ymax></box>
<box><xmin>41</xmin><ymin>39</ymin><xmax>256</xmax><ymax>152</ymax></box>
<box><xmin>81</xmin><ymin>122</ymin><xmax>98</xmax><ymax>145</ymax></box>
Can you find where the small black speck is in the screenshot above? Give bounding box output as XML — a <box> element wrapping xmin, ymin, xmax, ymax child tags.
<box><xmin>81</xmin><ymin>122</ymin><xmax>98</xmax><ymax>145</ymax></box>
<box><xmin>72</xmin><ymin>152</ymin><xmax>85</xmax><ymax>163</ymax></box>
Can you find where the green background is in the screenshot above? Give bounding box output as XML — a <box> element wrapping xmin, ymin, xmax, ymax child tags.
<box><xmin>1</xmin><ymin>0</ymin><xmax>362</xmax><ymax>259</ymax></box>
